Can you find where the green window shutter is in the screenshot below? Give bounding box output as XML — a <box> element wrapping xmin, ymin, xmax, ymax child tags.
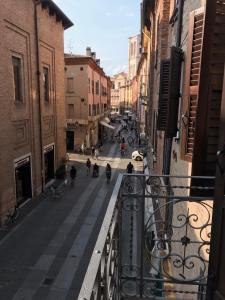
<box><xmin>166</xmin><ymin>46</ymin><xmax>183</xmax><ymax>138</ymax></box>
<box><xmin>157</xmin><ymin>59</ymin><xmax>170</xmax><ymax>130</ymax></box>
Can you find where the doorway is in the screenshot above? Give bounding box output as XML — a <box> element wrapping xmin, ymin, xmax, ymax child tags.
<box><xmin>15</xmin><ymin>157</ymin><xmax>32</xmax><ymax>205</ymax></box>
<box><xmin>44</xmin><ymin>146</ymin><xmax>55</xmax><ymax>184</ymax></box>
<box><xmin>66</xmin><ymin>131</ymin><xmax>74</xmax><ymax>151</ymax></box>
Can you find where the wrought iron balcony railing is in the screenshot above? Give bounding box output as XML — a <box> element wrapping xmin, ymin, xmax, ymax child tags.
<box><xmin>78</xmin><ymin>174</ymin><xmax>215</xmax><ymax>300</ymax></box>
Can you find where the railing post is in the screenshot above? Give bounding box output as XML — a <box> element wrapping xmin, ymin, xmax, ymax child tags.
<box><xmin>140</xmin><ymin>175</ymin><xmax>146</xmax><ymax>298</ymax></box>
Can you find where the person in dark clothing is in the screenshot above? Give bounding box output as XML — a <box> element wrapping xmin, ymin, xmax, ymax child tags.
<box><xmin>93</xmin><ymin>163</ymin><xmax>99</xmax><ymax>177</ymax></box>
<box><xmin>106</xmin><ymin>163</ymin><xmax>112</xmax><ymax>183</ymax></box>
<box><xmin>91</xmin><ymin>146</ymin><xmax>95</xmax><ymax>158</ymax></box>
<box><xmin>70</xmin><ymin>165</ymin><xmax>77</xmax><ymax>186</ymax></box>
<box><xmin>86</xmin><ymin>158</ymin><xmax>91</xmax><ymax>175</ymax></box>
<box><xmin>126</xmin><ymin>162</ymin><xmax>134</xmax><ymax>174</ymax></box>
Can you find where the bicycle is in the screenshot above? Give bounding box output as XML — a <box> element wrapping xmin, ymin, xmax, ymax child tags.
<box><xmin>1</xmin><ymin>205</ymin><xmax>20</xmax><ymax>229</ymax></box>
<box><xmin>43</xmin><ymin>184</ymin><xmax>64</xmax><ymax>199</ymax></box>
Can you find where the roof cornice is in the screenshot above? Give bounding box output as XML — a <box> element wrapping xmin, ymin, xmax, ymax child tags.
<box><xmin>39</xmin><ymin>0</ymin><xmax>73</xmax><ymax>29</ymax></box>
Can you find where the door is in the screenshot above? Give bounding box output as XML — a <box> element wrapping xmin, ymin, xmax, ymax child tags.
<box><xmin>15</xmin><ymin>161</ymin><xmax>32</xmax><ymax>205</ymax></box>
<box><xmin>66</xmin><ymin>131</ymin><xmax>74</xmax><ymax>151</ymax></box>
<box><xmin>44</xmin><ymin>148</ymin><xmax>55</xmax><ymax>184</ymax></box>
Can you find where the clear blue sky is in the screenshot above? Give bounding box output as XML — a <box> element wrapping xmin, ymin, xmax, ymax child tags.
<box><xmin>53</xmin><ymin>0</ymin><xmax>140</xmax><ymax>76</ymax></box>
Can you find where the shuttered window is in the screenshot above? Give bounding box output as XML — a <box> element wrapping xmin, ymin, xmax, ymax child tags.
<box><xmin>12</xmin><ymin>56</ymin><xmax>23</xmax><ymax>102</ymax></box>
<box><xmin>166</xmin><ymin>46</ymin><xmax>183</xmax><ymax>138</ymax></box>
<box><xmin>181</xmin><ymin>9</ymin><xmax>205</xmax><ymax>161</ymax></box>
<box><xmin>157</xmin><ymin>59</ymin><xmax>170</xmax><ymax>130</ymax></box>
<box><xmin>67</xmin><ymin>77</ymin><xmax>74</xmax><ymax>93</ymax></box>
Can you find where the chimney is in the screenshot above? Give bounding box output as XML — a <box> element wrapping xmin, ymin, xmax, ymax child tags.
<box><xmin>86</xmin><ymin>47</ymin><xmax>92</xmax><ymax>56</ymax></box>
<box><xmin>96</xmin><ymin>59</ymin><xmax>100</xmax><ymax>66</ymax></box>
<box><xmin>91</xmin><ymin>52</ymin><xmax>96</xmax><ymax>59</ymax></box>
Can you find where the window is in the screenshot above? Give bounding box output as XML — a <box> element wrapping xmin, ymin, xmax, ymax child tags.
<box><xmin>80</xmin><ymin>67</ymin><xmax>83</xmax><ymax>71</ymax></box>
<box><xmin>157</xmin><ymin>59</ymin><xmax>170</xmax><ymax>130</ymax></box>
<box><xmin>92</xmin><ymin>80</ymin><xmax>94</xmax><ymax>94</ymax></box>
<box><xmin>155</xmin><ymin>19</ymin><xmax>160</xmax><ymax>69</ymax></box>
<box><xmin>67</xmin><ymin>77</ymin><xmax>74</xmax><ymax>93</ymax></box>
<box><xmin>152</xmin><ymin>110</ymin><xmax>158</xmax><ymax>156</ymax></box>
<box><xmin>43</xmin><ymin>67</ymin><xmax>49</xmax><ymax>102</ymax></box>
<box><xmin>92</xmin><ymin>104</ymin><xmax>96</xmax><ymax>116</ymax></box>
<box><xmin>134</xmin><ymin>42</ymin><xmax>136</xmax><ymax>57</ymax></box>
<box><xmin>12</xmin><ymin>56</ymin><xmax>23</xmax><ymax>102</ymax></box>
<box><xmin>88</xmin><ymin>78</ymin><xmax>91</xmax><ymax>93</ymax></box>
<box><xmin>96</xmin><ymin>81</ymin><xmax>99</xmax><ymax>95</ymax></box>
<box><xmin>68</xmin><ymin>104</ymin><xmax>74</xmax><ymax>118</ymax></box>
<box><xmin>89</xmin><ymin>104</ymin><xmax>92</xmax><ymax>116</ymax></box>
<box><xmin>166</xmin><ymin>46</ymin><xmax>183</xmax><ymax>138</ymax></box>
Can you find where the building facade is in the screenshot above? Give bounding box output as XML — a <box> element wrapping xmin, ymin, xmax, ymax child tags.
<box><xmin>110</xmin><ymin>72</ymin><xmax>127</xmax><ymax>114</ymax></box>
<box><xmin>0</xmin><ymin>0</ymin><xmax>72</xmax><ymax>223</ymax></box>
<box><xmin>139</xmin><ymin>0</ymin><xmax>225</xmax><ymax>297</ymax></box>
<box><xmin>136</xmin><ymin>53</ymin><xmax>148</xmax><ymax>135</ymax></box>
<box><xmin>65</xmin><ymin>48</ymin><xmax>111</xmax><ymax>150</ymax></box>
<box><xmin>128</xmin><ymin>34</ymin><xmax>141</xmax><ymax>80</ymax></box>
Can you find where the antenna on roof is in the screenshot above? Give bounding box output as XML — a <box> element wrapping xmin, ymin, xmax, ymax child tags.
<box><xmin>68</xmin><ymin>39</ymin><xmax>74</xmax><ymax>55</ymax></box>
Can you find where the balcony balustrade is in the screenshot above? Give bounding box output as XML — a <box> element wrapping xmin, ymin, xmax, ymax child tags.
<box><xmin>78</xmin><ymin>174</ymin><xmax>215</xmax><ymax>300</ymax></box>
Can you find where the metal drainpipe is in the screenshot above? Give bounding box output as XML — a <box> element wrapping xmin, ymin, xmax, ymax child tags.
<box><xmin>176</xmin><ymin>0</ymin><xmax>184</xmax><ymax>47</ymax></box>
<box><xmin>34</xmin><ymin>1</ymin><xmax>44</xmax><ymax>192</ymax></box>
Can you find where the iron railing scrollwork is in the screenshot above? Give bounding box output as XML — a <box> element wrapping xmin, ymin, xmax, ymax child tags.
<box><xmin>78</xmin><ymin>174</ymin><xmax>215</xmax><ymax>300</ymax></box>
<box><xmin>119</xmin><ymin>174</ymin><xmax>215</xmax><ymax>299</ymax></box>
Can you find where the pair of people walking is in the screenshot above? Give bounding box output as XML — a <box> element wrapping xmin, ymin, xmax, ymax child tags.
<box><xmin>86</xmin><ymin>158</ymin><xmax>99</xmax><ymax>177</ymax></box>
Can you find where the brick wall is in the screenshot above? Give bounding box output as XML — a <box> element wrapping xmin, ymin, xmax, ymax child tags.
<box><xmin>0</xmin><ymin>0</ymin><xmax>68</xmax><ymax>222</ymax></box>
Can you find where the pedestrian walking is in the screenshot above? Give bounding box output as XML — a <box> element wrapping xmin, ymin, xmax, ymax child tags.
<box><xmin>81</xmin><ymin>143</ymin><xmax>86</xmax><ymax>155</ymax></box>
<box><xmin>94</xmin><ymin>148</ymin><xmax>99</xmax><ymax>160</ymax></box>
<box><xmin>126</xmin><ymin>162</ymin><xmax>134</xmax><ymax>174</ymax></box>
<box><xmin>86</xmin><ymin>158</ymin><xmax>91</xmax><ymax>175</ymax></box>
<box><xmin>120</xmin><ymin>143</ymin><xmax>126</xmax><ymax>156</ymax></box>
<box><xmin>99</xmin><ymin>140</ymin><xmax>103</xmax><ymax>151</ymax></box>
<box><xmin>70</xmin><ymin>165</ymin><xmax>77</xmax><ymax>187</ymax></box>
<box><xmin>93</xmin><ymin>163</ymin><xmax>99</xmax><ymax>177</ymax></box>
<box><xmin>106</xmin><ymin>163</ymin><xmax>112</xmax><ymax>184</ymax></box>
<box><xmin>91</xmin><ymin>146</ymin><xmax>95</xmax><ymax>159</ymax></box>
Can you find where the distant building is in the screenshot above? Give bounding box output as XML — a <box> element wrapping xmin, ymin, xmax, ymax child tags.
<box><xmin>136</xmin><ymin>53</ymin><xmax>148</xmax><ymax>134</ymax></box>
<box><xmin>111</xmin><ymin>72</ymin><xmax>132</xmax><ymax>115</ymax></box>
<box><xmin>65</xmin><ymin>48</ymin><xmax>111</xmax><ymax>150</ymax></box>
<box><xmin>0</xmin><ymin>0</ymin><xmax>73</xmax><ymax>223</ymax></box>
<box><xmin>128</xmin><ymin>34</ymin><xmax>141</xmax><ymax>80</ymax></box>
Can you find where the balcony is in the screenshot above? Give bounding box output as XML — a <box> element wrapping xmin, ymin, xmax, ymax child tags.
<box><xmin>78</xmin><ymin>174</ymin><xmax>215</xmax><ymax>299</ymax></box>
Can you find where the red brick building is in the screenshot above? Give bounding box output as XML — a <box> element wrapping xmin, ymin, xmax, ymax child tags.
<box><xmin>65</xmin><ymin>49</ymin><xmax>111</xmax><ymax>150</ymax></box>
<box><xmin>0</xmin><ymin>0</ymin><xmax>73</xmax><ymax>223</ymax></box>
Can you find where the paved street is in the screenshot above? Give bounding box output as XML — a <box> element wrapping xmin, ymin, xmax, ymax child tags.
<box><xmin>0</xmin><ymin>136</ymin><xmax>143</xmax><ymax>300</ymax></box>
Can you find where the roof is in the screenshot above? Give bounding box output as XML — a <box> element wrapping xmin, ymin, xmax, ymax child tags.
<box><xmin>65</xmin><ymin>54</ymin><xmax>109</xmax><ymax>78</ymax></box>
<box><xmin>64</xmin><ymin>53</ymin><xmax>86</xmax><ymax>58</ymax></box>
<box><xmin>111</xmin><ymin>72</ymin><xmax>128</xmax><ymax>79</ymax></box>
<box><xmin>40</xmin><ymin>0</ymin><xmax>73</xmax><ymax>29</ymax></box>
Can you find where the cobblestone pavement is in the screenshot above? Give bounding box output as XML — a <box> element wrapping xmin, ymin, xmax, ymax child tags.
<box><xmin>0</xmin><ymin>134</ymin><xmax>143</xmax><ymax>300</ymax></box>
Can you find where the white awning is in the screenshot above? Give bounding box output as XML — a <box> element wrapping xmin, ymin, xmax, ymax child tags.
<box><xmin>100</xmin><ymin>121</ymin><xmax>115</xmax><ymax>130</ymax></box>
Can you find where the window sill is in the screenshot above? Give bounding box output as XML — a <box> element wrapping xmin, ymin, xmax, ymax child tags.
<box><xmin>14</xmin><ymin>101</ymin><xmax>25</xmax><ymax>106</ymax></box>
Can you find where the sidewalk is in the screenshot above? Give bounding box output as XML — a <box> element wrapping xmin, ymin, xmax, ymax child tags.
<box><xmin>0</xmin><ymin>136</ymin><xmax>144</xmax><ymax>300</ymax></box>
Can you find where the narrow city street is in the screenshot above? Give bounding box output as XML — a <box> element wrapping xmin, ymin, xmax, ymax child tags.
<box><xmin>0</xmin><ymin>136</ymin><xmax>143</xmax><ymax>300</ymax></box>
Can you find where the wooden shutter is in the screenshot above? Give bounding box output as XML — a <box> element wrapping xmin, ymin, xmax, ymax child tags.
<box><xmin>166</xmin><ymin>46</ymin><xmax>183</xmax><ymax>138</ymax></box>
<box><xmin>157</xmin><ymin>59</ymin><xmax>170</xmax><ymax>130</ymax></box>
<box><xmin>181</xmin><ymin>8</ymin><xmax>205</xmax><ymax>161</ymax></box>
